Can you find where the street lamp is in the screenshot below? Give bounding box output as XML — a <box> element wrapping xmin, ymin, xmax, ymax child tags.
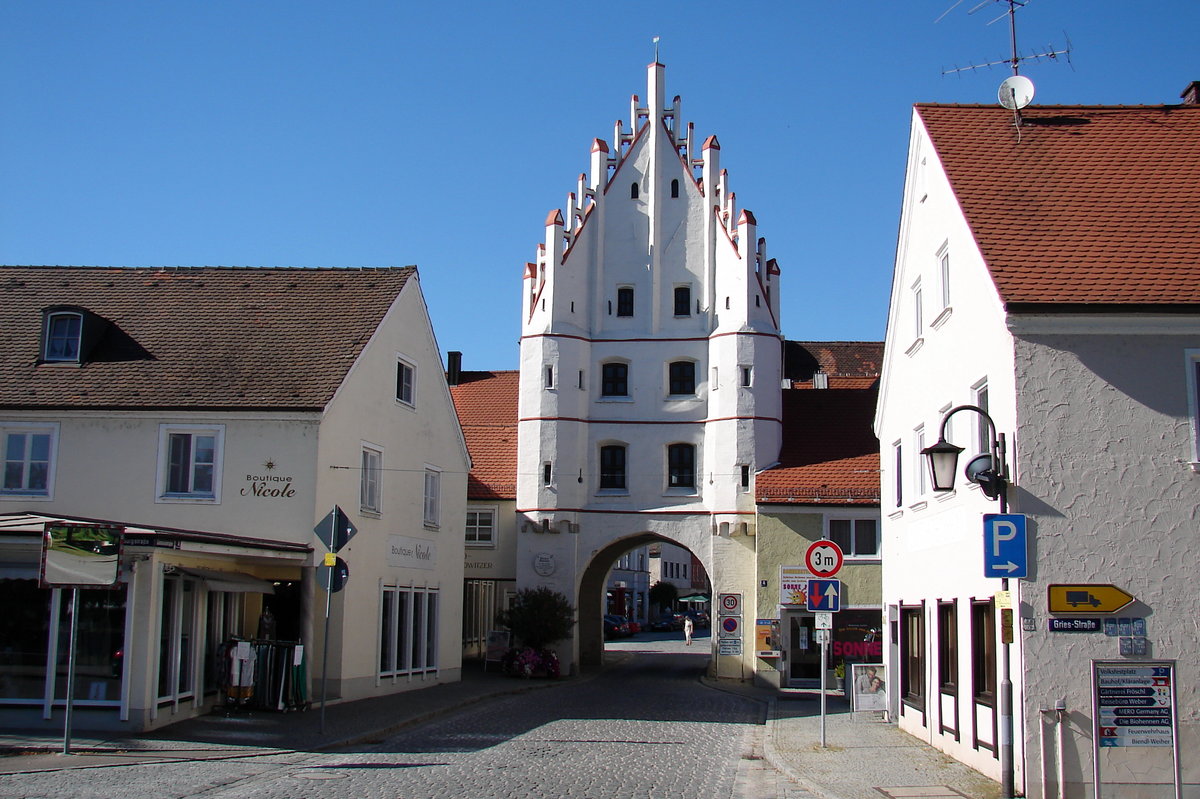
<box><xmin>920</xmin><ymin>404</ymin><xmax>1015</xmax><ymax>799</ymax></box>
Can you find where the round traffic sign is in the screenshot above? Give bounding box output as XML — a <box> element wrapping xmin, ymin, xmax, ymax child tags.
<box><xmin>720</xmin><ymin>593</ymin><xmax>740</xmax><ymax>613</ymax></box>
<box><xmin>721</xmin><ymin>616</ymin><xmax>740</xmax><ymax>634</ymax></box>
<box><xmin>805</xmin><ymin>540</ymin><xmax>844</xmax><ymax>578</ymax></box>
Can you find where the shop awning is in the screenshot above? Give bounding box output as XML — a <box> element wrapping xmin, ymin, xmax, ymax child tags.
<box><xmin>0</xmin><ymin>560</ymin><xmax>39</xmax><ymax>581</ymax></box>
<box><xmin>677</xmin><ymin>594</ymin><xmax>710</xmax><ymax>603</ymax></box>
<box><xmin>175</xmin><ymin>567</ymin><xmax>275</xmax><ymax>594</ymax></box>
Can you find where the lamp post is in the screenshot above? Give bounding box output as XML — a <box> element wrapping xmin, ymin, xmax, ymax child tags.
<box><xmin>921</xmin><ymin>404</ymin><xmax>1015</xmax><ymax>799</ymax></box>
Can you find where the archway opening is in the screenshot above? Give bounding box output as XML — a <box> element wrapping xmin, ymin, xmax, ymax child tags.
<box><xmin>577</xmin><ymin>533</ymin><xmax>711</xmax><ymax>668</ymax></box>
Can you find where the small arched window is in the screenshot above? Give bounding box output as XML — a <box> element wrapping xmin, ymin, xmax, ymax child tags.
<box><xmin>667</xmin><ymin>443</ymin><xmax>696</xmax><ymax>488</ymax></box>
<box><xmin>671</xmin><ymin>179</ymin><xmax>679</xmax><ymax>198</ymax></box>
<box><xmin>630</xmin><ymin>182</ymin><xmax>639</xmax><ymax>199</ymax></box>
<box><xmin>43</xmin><ymin>311</ymin><xmax>83</xmax><ymax>362</ymax></box>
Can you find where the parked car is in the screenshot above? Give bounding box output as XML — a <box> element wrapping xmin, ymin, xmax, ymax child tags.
<box><xmin>603</xmin><ymin>614</ymin><xmax>631</xmax><ymax>639</ymax></box>
<box><xmin>625</xmin><ymin>618</ymin><xmax>641</xmax><ymax>635</ymax></box>
<box><xmin>683</xmin><ymin>610</ymin><xmax>710</xmax><ymax>629</ymax></box>
<box><xmin>649</xmin><ymin>613</ymin><xmax>684</xmax><ymax>632</ymax></box>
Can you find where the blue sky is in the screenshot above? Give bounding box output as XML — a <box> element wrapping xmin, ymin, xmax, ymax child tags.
<box><xmin>3</xmin><ymin>2</ymin><xmax>1196</xmax><ymax>370</ymax></box>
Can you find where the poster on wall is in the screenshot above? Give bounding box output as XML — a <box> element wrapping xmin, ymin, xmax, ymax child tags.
<box><xmin>851</xmin><ymin>663</ymin><xmax>887</xmax><ymax>711</ymax></box>
<box><xmin>756</xmin><ymin>619</ymin><xmax>781</xmax><ymax>657</ymax></box>
<box><xmin>779</xmin><ymin>565</ymin><xmax>811</xmax><ymax>606</ymax></box>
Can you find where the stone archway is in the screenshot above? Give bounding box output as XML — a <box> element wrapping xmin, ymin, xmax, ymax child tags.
<box><xmin>577</xmin><ymin>533</ymin><xmax>704</xmax><ymax>668</ymax></box>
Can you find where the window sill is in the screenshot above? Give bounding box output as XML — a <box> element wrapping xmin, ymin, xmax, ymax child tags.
<box><xmin>360</xmin><ymin>508</ymin><xmax>382</xmax><ymax>519</ymax></box>
<box><xmin>423</xmin><ymin>523</ymin><xmax>440</xmax><ymax>531</ymax></box>
<box><xmin>597</xmin><ymin>396</ymin><xmax>633</xmax><ymax>403</ymax></box>
<box><xmin>157</xmin><ymin>494</ymin><xmax>219</xmax><ymax>504</ymax></box>
<box><xmin>908</xmin><ymin>500</ymin><xmax>928</xmax><ymax>512</ymax></box>
<box><xmin>1189</xmin><ymin>461</ymin><xmax>1200</xmax><ymax>473</ymax></box>
<box><xmin>665</xmin><ymin>394</ymin><xmax>699</xmax><ymax>402</ymax></box>
<box><xmin>931</xmin><ymin>306</ymin><xmax>953</xmax><ymax>330</ymax></box>
<box><xmin>466</xmin><ymin>542</ymin><xmax>496</xmax><ymax>549</ymax></box>
<box><xmin>905</xmin><ymin>337</ymin><xmax>925</xmax><ymax>357</ymax></box>
<box><xmin>394</xmin><ymin>399</ymin><xmax>416</xmax><ymax>411</ymax></box>
<box><xmin>935</xmin><ymin>489</ymin><xmax>958</xmax><ymax>503</ymax></box>
<box><xmin>843</xmin><ymin>557</ymin><xmax>882</xmax><ymax>564</ymax></box>
<box><xmin>663</xmin><ymin>487</ymin><xmax>698</xmax><ymax>497</ymax></box>
<box><xmin>0</xmin><ymin>491</ymin><xmax>52</xmax><ymax>500</ymax></box>
<box><xmin>888</xmin><ymin>509</ymin><xmax>904</xmax><ymax>520</ymax></box>
<box><xmin>595</xmin><ymin>488</ymin><xmax>630</xmax><ymax>497</ymax></box>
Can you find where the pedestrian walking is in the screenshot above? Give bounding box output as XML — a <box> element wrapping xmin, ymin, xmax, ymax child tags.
<box><xmin>683</xmin><ymin>616</ymin><xmax>694</xmax><ymax>645</ymax></box>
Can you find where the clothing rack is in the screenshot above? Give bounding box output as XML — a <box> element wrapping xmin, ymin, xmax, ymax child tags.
<box><xmin>218</xmin><ymin>638</ymin><xmax>308</xmax><ymax>712</ymax></box>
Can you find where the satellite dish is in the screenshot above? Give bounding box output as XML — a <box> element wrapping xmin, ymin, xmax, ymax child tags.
<box><xmin>998</xmin><ymin>75</ymin><xmax>1035</xmax><ymax>110</ymax></box>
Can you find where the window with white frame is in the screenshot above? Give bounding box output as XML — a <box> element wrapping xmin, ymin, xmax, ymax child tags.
<box><xmin>157</xmin><ymin>575</ymin><xmax>198</xmax><ymax>704</ymax></box>
<box><xmin>914</xmin><ymin>424</ymin><xmax>927</xmax><ymax>497</ymax></box>
<box><xmin>911</xmin><ymin>278</ymin><xmax>924</xmax><ymax>340</ymax></box>
<box><xmin>465</xmin><ymin>508</ymin><xmax>496</xmax><ymax>546</ymax></box>
<box><xmin>396</xmin><ymin>357</ymin><xmax>415</xmax><ymax>406</ymax></box>
<box><xmin>360</xmin><ymin>445</ymin><xmax>382</xmax><ymax>513</ymax></box>
<box><xmin>43</xmin><ymin>311</ymin><xmax>83</xmax><ymax>362</ymax></box>
<box><xmin>1188</xmin><ymin>350</ymin><xmax>1200</xmax><ymax>464</ymax></box>
<box><xmin>892</xmin><ymin>441</ymin><xmax>903</xmax><ymax>508</ymax></box>
<box><xmin>157</xmin><ymin>425</ymin><xmax>223</xmax><ymax>501</ymax></box>
<box><xmin>937</xmin><ymin>244</ymin><xmax>951</xmax><ymax>311</ymax></box>
<box><xmin>2</xmin><ymin>423</ymin><xmax>58</xmax><ymax>497</ymax></box>
<box><xmin>973</xmin><ymin>379</ymin><xmax>990</xmax><ymax>457</ymax></box>
<box><xmin>379</xmin><ymin>585</ymin><xmax>439</xmax><ymax>677</ymax></box>
<box><xmin>828</xmin><ymin>517</ymin><xmax>880</xmax><ymax>558</ymax></box>
<box><xmin>423</xmin><ymin>468</ymin><xmax>441</xmax><ymax>527</ymax></box>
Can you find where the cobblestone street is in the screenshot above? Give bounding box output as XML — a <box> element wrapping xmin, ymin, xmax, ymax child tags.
<box><xmin>1</xmin><ymin>638</ymin><xmax>814</xmax><ymax>799</ymax></box>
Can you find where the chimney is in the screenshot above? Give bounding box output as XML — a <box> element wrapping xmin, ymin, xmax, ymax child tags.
<box><xmin>813</xmin><ymin>371</ymin><xmax>829</xmax><ymax>390</ymax></box>
<box><xmin>1181</xmin><ymin>81</ymin><xmax>1200</xmax><ymax>105</ymax></box>
<box><xmin>446</xmin><ymin>351</ymin><xmax>462</xmax><ymax>386</ymax></box>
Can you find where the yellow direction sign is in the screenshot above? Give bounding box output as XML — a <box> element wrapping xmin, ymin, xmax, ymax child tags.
<box><xmin>1047</xmin><ymin>584</ymin><xmax>1134</xmax><ymax>614</ymax></box>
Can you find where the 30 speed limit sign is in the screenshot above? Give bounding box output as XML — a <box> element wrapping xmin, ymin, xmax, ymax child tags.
<box><xmin>718</xmin><ymin>593</ymin><xmax>742</xmax><ymax>616</ymax></box>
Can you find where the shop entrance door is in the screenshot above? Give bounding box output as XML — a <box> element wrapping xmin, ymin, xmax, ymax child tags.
<box><xmin>782</xmin><ymin>611</ymin><xmax>821</xmax><ymax>687</ymax></box>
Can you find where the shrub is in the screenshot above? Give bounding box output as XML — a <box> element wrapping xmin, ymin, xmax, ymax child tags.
<box><xmin>495</xmin><ymin>587</ymin><xmax>575</xmax><ymax>650</ymax></box>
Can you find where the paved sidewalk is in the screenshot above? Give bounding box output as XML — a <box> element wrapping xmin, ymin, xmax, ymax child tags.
<box><xmin>1</xmin><ymin>660</ymin><xmax>1001</xmax><ymax>799</ymax></box>
<box><xmin>0</xmin><ymin>660</ymin><xmax>557</xmax><ymax>775</ymax></box>
<box><xmin>704</xmin><ymin>677</ymin><xmax>1002</xmax><ymax>799</ymax></box>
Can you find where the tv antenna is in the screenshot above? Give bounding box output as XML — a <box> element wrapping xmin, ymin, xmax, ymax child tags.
<box><xmin>937</xmin><ymin>0</ymin><xmax>1071</xmax><ymax>78</ymax></box>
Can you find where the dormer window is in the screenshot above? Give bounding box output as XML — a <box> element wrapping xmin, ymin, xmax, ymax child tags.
<box><xmin>43</xmin><ymin>311</ymin><xmax>82</xmax><ymax>362</ymax></box>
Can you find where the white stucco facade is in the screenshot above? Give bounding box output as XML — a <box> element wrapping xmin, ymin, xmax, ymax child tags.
<box><xmin>878</xmin><ymin>109</ymin><xmax>1200</xmax><ymax>798</ymax></box>
<box><xmin>0</xmin><ymin>269</ymin><xmax>469</xmax><ymax>732</ymax></box>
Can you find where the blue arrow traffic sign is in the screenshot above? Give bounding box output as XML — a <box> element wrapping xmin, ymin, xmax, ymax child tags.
<box><xmin>983</xmin><ymin>513</ymin><xmax>1027</xmax><ymax>578</ymax></box>
<box><xmin>806</xmin><ymin>579</ymin><xmax>841</xmax><ymax>612</ymax></box>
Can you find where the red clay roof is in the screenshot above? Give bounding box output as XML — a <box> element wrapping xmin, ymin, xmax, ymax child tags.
<box><xmin>0</xmin><ymin>265</ymin><xmax>415</xmax><ymax>410</ymax></box>
<box><xmin>918</xmin><ymin>104</ymin><xmax>1200</xmax><ymax>307</ymax></box>
<box><xmin>783</xmin><ymin>341</ymin><xmax>882</xmax><ymax>388</ymax></box>
<box><xmin>448</xmin><ymin>371</ymin><xmax>519</xmax><ymax>500</ymax></box>
<box><xmin>756</xmin><ymin>386</ymin><xmax>880</xmax><ymax>506</ymax></box>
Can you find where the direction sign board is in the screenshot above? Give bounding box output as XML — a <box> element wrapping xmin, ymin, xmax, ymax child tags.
<box><xmin>805</xmin><ymin>540</ymin><xmax>843</xmax><ymax>578</ymax></box>
<box><xmin>1094</xmin><ymin>662</ymin><xmax>1175</xmax><ymax>748</ymax></box>
<box><xmin>1048</xmin><ymin>584</ymin><xmax>1134</xmax><ymax>614</ymax></box>
<box><xmin>718</xmin><ymin>593</ymin><xmax>742</xmax><ymax>616</ymax></box>
<box><xmin>983</xmin><ymin>513</ymin><xmax>1027</xmax><ymax>578</ymax></box>
<box><xmin>719</xmin><ymin>615</ymin><xmax>741</xmax><ymax>638</ymax></box>
<box><xmin>806</xmin><ymin>579</ymin><xmax>841</xmax><ymax>612</ymax></box>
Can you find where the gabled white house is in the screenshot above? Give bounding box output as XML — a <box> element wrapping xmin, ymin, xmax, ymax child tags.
<box><xmin>0</xmin><ymin>266</ymin><xmax>469</xmax><ymax>732</ymax></box>
<box><xmin>876</xmin><ymin>91</ymin><xmax>1200</xmax><ymax>797</ymax></box>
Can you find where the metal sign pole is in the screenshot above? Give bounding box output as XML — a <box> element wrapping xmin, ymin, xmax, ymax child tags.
<box><xmin>819</xmin><ymin>633</ymin><xmax>828</xmax><ymax>747</ymax></box>
<box><xmin>62</xmin><ymin>588</ymin><xmax>79</xmax><ymax>755</ymax></box>
<box><xmin>319</xmin><ymin>564</ymin><xmax>333</xmax><ymax>735</ymax></box>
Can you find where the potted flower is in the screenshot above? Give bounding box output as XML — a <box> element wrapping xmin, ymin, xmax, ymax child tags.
<box><xmin>834</xmin><ymin>662</ymin><xmax>846</xmax><ymax>692</ymax></box>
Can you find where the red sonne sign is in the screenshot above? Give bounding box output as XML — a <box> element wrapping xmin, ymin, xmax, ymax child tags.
<box><xmin>833</xmin><ymin>641</ymin><xmax>883</xmax><ymax>658</ymax></box>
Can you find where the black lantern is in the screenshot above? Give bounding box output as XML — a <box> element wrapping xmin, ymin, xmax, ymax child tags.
<box><xmin>921</xmin><ymin>437</ymin><xmax>964</xmax><ymax>492</ymax></box>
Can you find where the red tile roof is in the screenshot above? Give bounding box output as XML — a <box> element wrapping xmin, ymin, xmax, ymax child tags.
<box><xmin>784</xmin><ymin>341</ymin><xmax>883</xmax><ymax>387</ymax></box>
<box><xmin>756</xmin><ymin>386</ymin><xmax>880</xmax><ymax>506</ymax></box>
<box><xmin>0</xmin><ymin>266</ymin><xmax>415</xmax><ymax>410</ymax></box>
<box><xmin>918</xmin><ymin>104</ymin><xmax>1200</xmax><ymax>307</ymax></box>
<box><xmin>448</xmin><ymin>371</ymin><xmax>519</xmax><ymax>500</ymax></box>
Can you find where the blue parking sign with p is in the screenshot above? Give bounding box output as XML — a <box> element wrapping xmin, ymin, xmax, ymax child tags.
<box><xmin>983</xmin><ymin>514</ymin><xmax>1028</xmax><ymax>579</ymax></box>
